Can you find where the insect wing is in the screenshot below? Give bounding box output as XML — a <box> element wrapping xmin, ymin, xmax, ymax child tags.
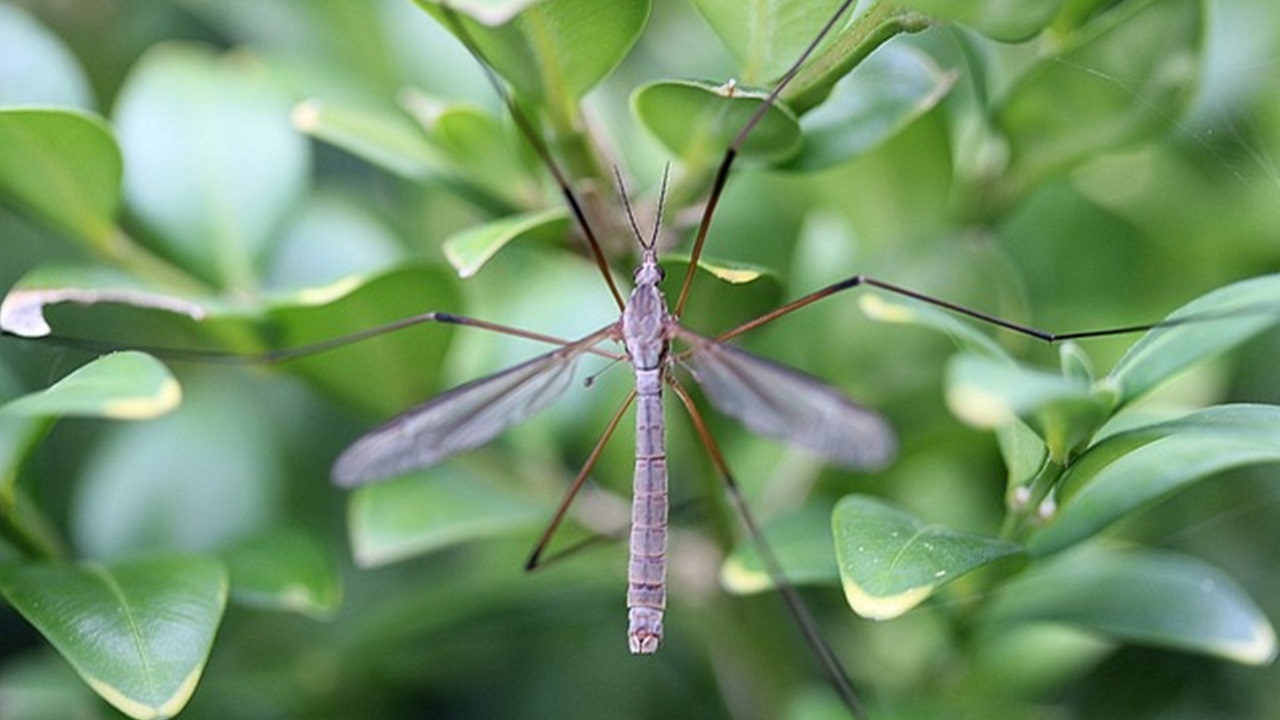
<box><xmin>678</xmin><ymin>329</ymin><xmax>896</xmax><ymax>470</ymax></box>
<box><xmin>332</xmin><ymin>330</ymin><xmax>608</xmax><ymax>487</ymax></box>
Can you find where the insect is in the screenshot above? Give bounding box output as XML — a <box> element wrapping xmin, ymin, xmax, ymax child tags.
<box><xmin>328</xmin><ymin>1</ymin><xmax>900</xmax><ymax>710</ymax></box>
<box><xmin>319</xmin><ymin>0</ymin><xmax>1280</xmax><ymax>714</ymax></box>
<box><xmin>1</xmin><ymin>1</ymin><xmax>1276</xmax><ymax>718</ymax></box>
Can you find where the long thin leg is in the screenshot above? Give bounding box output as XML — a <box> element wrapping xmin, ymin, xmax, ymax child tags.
<box><xmin>668</xmin><ymin>377</ymin><xmax>869</xmax><ymax>720</ymax></box>
<box><xmin>526</xmin><ymin>390</ymin><xmax>638</xmax><ymax>571</ymax></box>
<box><xmin>674</xmin><ymin>0</ymin><xmax>860</xmax><ymax>317</ymax></box>
<box><xmin>21</xmin><ymin>311</ymin><xmax>625</xmax><ymax>367</ymax></box>
<box><xmin>713</xmin><ymin>274</ymin><xmax>1177</xmax><ymax>345</ymax></box>
<box><xmin>438</xmin><ymin>8</ymin><xmax>626</xmax><ymax>311</ymax></box>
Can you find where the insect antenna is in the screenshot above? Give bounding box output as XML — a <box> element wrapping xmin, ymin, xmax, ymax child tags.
<box><xmin>613</xmin><ymin>166</ymin><xmax>648</xmax><ymax>251</ymax></box>
<box><xmin>437</xmin><ymin>8</ymin><xmax>626</xmax><ymax>310</ymax></box>
<box><xmin>612</xmin><ymin>164</ymin><xmax>672</xmax><ymax>253</ymax></box>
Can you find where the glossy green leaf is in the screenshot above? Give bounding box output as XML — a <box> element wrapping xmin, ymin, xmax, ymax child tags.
<box><xmin>899</xmin><ymin>0</ymin><xmax>1064</xmax><ymax>41</ymax></box>
<box><xmin>987</xmin><ymin>544</ymin><xmax>1277</xmax><ymax>665</ymax></box>
<box><xmin>1103</xmin><ymin>274</ymin><xmax>1280</xmax><ymax>407</ymax></box>
<box><xmin>293</xmin><ymin>98</ymin><xmax>439</xmax><ymax>180</ymax></box>
<box><xmin>0</xmin><ymin>352</ymin><xmax>179</xmax><ymax>421</ymax></box>
<box><xmin>665</xmin><ymin>254</ymin><xmax>770</xmax><ymax>285</ymax></box>
<box><xmin>788</xmin><ymin>43</ymin><xmax>955</xmax><ymax>171</ymax></box>
<box><xmin>720</xmin><ymin>505</ymin><xmax>839</xmax><ymax>593</ymax></box>
<box><xmin>268</xmin><ymin>265</ymin><xmax>462</xmax><ymax>419</ymax></box>
<box><xmin>633</xmin><ymin>80</ymin><xmax>802</xmax><ymax>164</ymax></box>
<box><xmin>658</xmin><ymin>255</ymin><xmax>783</xmax><ymax>336</ymax></box>
<box><xmin>416</xmin><ymin>0</ymin><xmax>547</xmax><ymax>25</ymax></box>
<box><xmin>1029</xmin><ymin>405</ymin><xmax>1280</xmax><ymax>556</ymax></box>
<box><xmin>349</xmin><ymin>463</ymin><xmax>548</xmax><ymax>567</ymax></box>
<box><xmin>832</xmin><ymin>495</ymin><xmax>1023</xmax><ymax>619</ymax></box>
<box><xmin>114</xmin><ymin>43</ymin><xmax>309</xmax><ymax>289</ymax></box>
<box><xmin>945</xmin><ymin>353</ymin><xmax>1107</xmax><ymax>462</ymax></box>
<box><xmin>690</xmin><ymin>0</ymin><xmax>850</xmax><ymax>84</ymax></box>
<box><xmin>998</xmin><ymin>0</ymin><xmax>1201</xmax><ymax>189</ymax></box>
<box><xmin>0</xmin><ymin>555</ymin><xmax>228</xmax><ymax>719</ymax></box>
<box><xmin>443</xmin><ymin>208</ymin><xmax>570</xmax><ymax>277</ymax></box>
<box><xmin>406</xmin><ymin>95</ymin><xmax>530</xmax><ymax>205</ymax></box>
<box><xmin>0</xmin><ymin>109</ymin><xmax>121</xmax><ymax>247</ymax></box>
<box><xmin>421</xmin><ymin>0</ymin><xmax>649</xmax><ymax>102</ymax></box>
<box><xmin>223</xmin><ymin>529</ymin><xmax>340</xmax><ymax>618</ymax></box>
<box><xmin>1058</xmin><ymin>341</ymin><xmax>1096</xmax><ymax>385</ymax></box>
<box><xmin>0</xmin><ymin>264</ymin><xmax>211</xmax><ymax>339</ymax></box>
<box><xmin>0</xmin><ymin>4</ymin><xmax>93</xmax><ymax>108</ymax></box>
<box><xmin>997</xmin><ymin>419</ymin><xmax>1049</xmax><ymax>495</ymax></box>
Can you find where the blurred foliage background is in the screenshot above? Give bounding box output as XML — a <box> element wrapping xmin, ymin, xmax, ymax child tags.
<box><xmin>1</xmin><ymin>0</ymin><xmax>1279</xmax><ymax>718</ymax></box>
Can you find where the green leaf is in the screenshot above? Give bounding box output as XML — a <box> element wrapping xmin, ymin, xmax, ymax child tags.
<box><xmin>788</xmin><ymin>43</ymin><xmax>955</xmax><ymax>171</ymax></box>
<box><xmin>945</xmin><ymin>352</ymin><xmax>1107</xmax><ymax>462</ymax></box>
<box><xmin>899</xmin><ymin>0</ymin><xmax>1064</xmax><ymax>41</ymax></box>
<box><xmin>415</xmin><ymin>0</ymin><xmax>547</xmax><ymax>25</ymax></box>
<box><xmin>1028</xmin><ymin>405</ymin><xmax>1280</xmax><ymax>556</ymax></box>
<box><xmin>670</xmin><ymin>255</ymin><xmax>770</xmax><ymax>285</ymax></box>
<box><xmin>0</xmin><ymin>555</ymin><xmax>228</xmax><ymax>719</ymax></box>
<box><xmin>293</xmin><ymin>98</ymin><xmax>439</xmax><ymax>180</ymax></box>
<box><xmin>223</xmin><ymin>529</ymin><xmax>341</xmax><ymax>619</ymax></box>
<box><xmin>0</xmin><ymin>264</ymin><xmax>211</xmax><ymax>339</ymax></box>
<box><xmin>0</xmin><ymin>109</ymin><xmax>121</xmax><ymax>247</ymax></box>
<box><xmin>443</xmin><ymin>208</ymin><xmax>570</xmax><ymax>277</ymax></box>
<box><xmin>1</xmin><ymin>352</ymin><xmax>179</xmax><ymax>421</ymax></box>
<box><xmin>0</xmin><ymin>4</ymin><xmax>93</xmax><ymax>108</ymax></box>
<box><xmin>348</xmin><ymin>463</ymin><xmax>548</xmax><ymax>568</ymax></box>
<box><xmin>406</xmin><ymin>95</ymin><xmax>531</xmax><ymax>205</ymax></box>
<box><xmin>1103</xmin><ymin>274</ymin><xmax>1280</xmax><ymax>407</ymax></box>
<box><xmin>633</xmin><ymin>79</ymin><xmax>802</xmax><ymax>165</ymax></box>
<box><xmin>997</xmin><ymin>0</ymin><xmax>1202</xmax><ymax>190</ymax></box>
<box><xmin>114</xmin><ymin>43</ymin><xmax>309</xmax><ymax>289</ymax></box>
<box><xmin>987</xmin><ymin>544</ymin><xmax>1277</xmax><ymax>665</ymax></box>
<box><xmin>690</xmin><ymin>0</ymin><xmax>850</xmax><ymax>84</ymax></box>
<box><xmin>720</xmin><ymin>505</ymin><xmax>839</xmax><ymax>593</ymax></box>
<box><xmin>422</xmin><ymin>0</ymin><xmax>650</xmax><ymax>102</ymax></box>
<box><xmin>268</xmin><ymin>265</ymin><xmax>462</xmax><ymax>419</ymax></box>
<box><xmin>831</xmin><ymin>495</ymin><xmax>1023</xmax><ymax>619</ymax></box>
<box><xmin>996</xmin><ymin>419</ymin><xmax>1049</xmax><ymax>495</ymax></box>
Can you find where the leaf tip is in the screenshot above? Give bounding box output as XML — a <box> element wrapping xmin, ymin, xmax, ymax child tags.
<box><xmin>841</xmin><ymin>577</ymin><xmax>932</xmax><ymax>620</ymax></box>
<box><xmin>946</xmin><ymin>383</ymin><xmax>1014</xmax><ymax>428</ymax></box>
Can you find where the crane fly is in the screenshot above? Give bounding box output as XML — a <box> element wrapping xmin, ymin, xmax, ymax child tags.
<box><xmin>318</xmin><ymin>1</ymin><xmax>1272</xmax><ymax>713</ymax></box>
<box><xmin>2</xmin><ymin>1</ymin><xmax>1272</xmax><ymax>718</ymax></box>
<box><xmin>331</xmin><ymin>170</ymin><xmax>897</xmax><ymax>652</ymax></box>
<box><xmin>329</xmin><ymin>0</ymin><xmax>895</xmax><ymax>709</ymax></box>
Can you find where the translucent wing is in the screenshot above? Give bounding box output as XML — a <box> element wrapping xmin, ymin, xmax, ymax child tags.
<box><xmin>333</xmin><ymin>328</ymin><xmax>611</xmax><ymax>487</ymax></box>
<box><xmin>678</xmin><ymin>328</ymin><xmax>896</xmax><ymax>470</ymax></box>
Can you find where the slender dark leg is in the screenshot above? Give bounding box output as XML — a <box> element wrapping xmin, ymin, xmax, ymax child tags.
<box><xmin>526</xmin><ymin>390</ymin><xmax>637</xmax><ymax>571</ymax></box>
<box><xmin>668</xmin><ymin>376</ymin><xmax>869</xmax><ymax>720</ymax></box>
